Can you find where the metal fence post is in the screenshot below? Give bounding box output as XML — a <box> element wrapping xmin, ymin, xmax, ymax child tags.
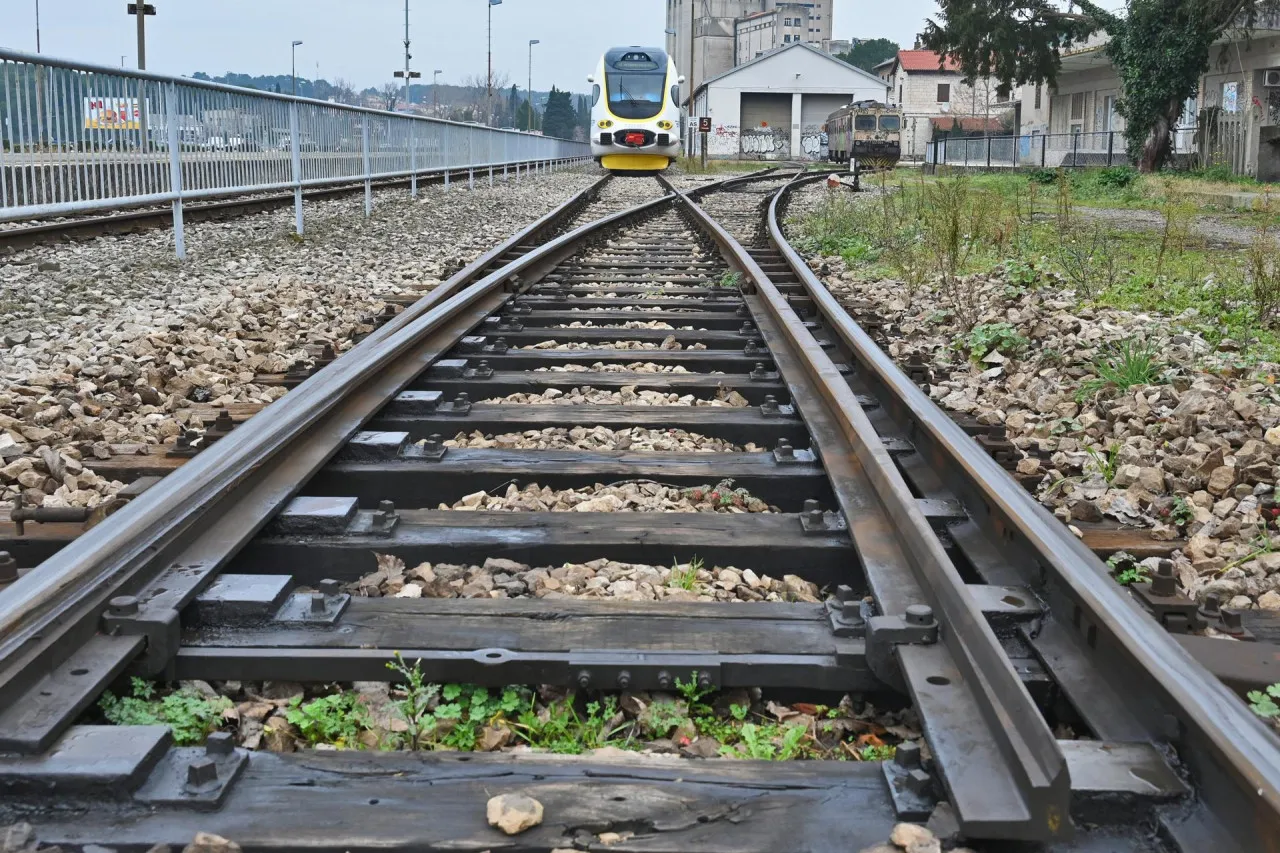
<box><xmin>1041</xmin><ymin>135</ymin><xmax>1047</xmax><ymax>168</ymax></box>
<box><xmin>164</xmin><ymin>82</ymin><xmax>186</xmax><ymax>260</ymax></box>
<box><xmin>362</xmin><ymin>120</ymin><xmax>372</xmax><ymax>217</ymax></box>
<box><xmin>289</xmin><ymin>102</ymin><xmax>304</xmax><ymax>236</ymax></box>
<box><xmin>1072</xmin><ymin>132</ymin><xmax>1079</xmax><ymax>168</ymax></box>
<box><xmin>1106</xmin><ymin>131</ymin><xmax>1114</xmax><ymax>167</ymax></box>
<box><xmin>986</xmin><ymin>136</ymin><xmax>992</xmax><ymax>169</ymax></box>
<box><xmin>410</xmin><ymin>120</ymin><xmax>418</xmax><ymax>199</ymax></box>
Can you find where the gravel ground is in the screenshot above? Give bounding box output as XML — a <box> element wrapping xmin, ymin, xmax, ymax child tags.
<box><xmin>1075</xmin><ymin>205</ymin><xmax>1275</xmax><ymax>248</ymax></box>
<box><xmin>438</xmin><ymin>480</ymin><xmax>775</xmax><ymax>513</ymax></box>
<box><xmin>479</xmin><ymin>386</ymin><xmax>748</xmax><ymax>406</ymax></box>
<box><xmin>445</xmin><ymin>426</ymin><xmax>760</xmax><ymax>453</ymax></box>
<box><xmin>786</xmin><ymin>182</ymin><xmax>1280</xmax><ymax>611</ymax></box>
<box><xmin>349</xmin><ymin>553</ymin><xmax>818</xmax><ymax>603</ymax></box>
<box><xmin>518</xmin><ymin>338</ymin><xmax>709</xmax><ymax>351</ymax></box>
<box><xmin>0</xmin><ymin>168</ymin><xmax>606</xmax><ymax>511</ymax></box>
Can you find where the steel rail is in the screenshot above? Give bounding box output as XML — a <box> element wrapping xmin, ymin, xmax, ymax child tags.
<box><xmin>663</xmin><ymin>175</ymin><xmax>1072</xmax><ymax>841</ymax></box>
<box><xmin>767</xmin><ymin>173</ymin><xmax>1280</xmax><ymax>845</ymax></box>
<box><xmin>0</xmin><ymin>174</ymin><xmax>625</xmax><ymax>667</ymax></box>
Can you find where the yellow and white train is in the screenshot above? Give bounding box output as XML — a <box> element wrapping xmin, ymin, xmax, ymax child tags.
<box><xmin>589</xmin><ymin>47</ymin><xmax>684</xmax><ymax>173</ymax></box>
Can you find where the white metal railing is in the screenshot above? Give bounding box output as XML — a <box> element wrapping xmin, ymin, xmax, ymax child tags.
<box><xmin>924</xmin><ymin>131</ymin><xmax>1128</xmax><ymax>170</ymax></box>
<box><xmin>0</xmin><ymin>48</ymin><xmax>591</xmax><ymax>256</ymax></box>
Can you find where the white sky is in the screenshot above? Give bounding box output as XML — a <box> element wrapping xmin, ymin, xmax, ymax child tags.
<box><xmin>4</xmin><ymin>0</ymin><xmax>941</xmax><ymax>91</ymax></box>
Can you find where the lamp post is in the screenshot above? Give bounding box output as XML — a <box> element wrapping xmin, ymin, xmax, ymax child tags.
<box><xmin>291</xmin><ymin>40</ymin><xmax>303</xmax><ymax>97</ymax></box>
<box><xmin>487</xmin><ymin>0</ymin><xmax>502</xmax><ymax>126</ymax></box>
<box><xmin>433</xmin><ymin>69</ymin><xmax>443</xmax><ymax>114</ymax></box>
<box><xmin>527</xmin><ymin>39</ymin><xmax>540</xmax><ymax>132</ymax></box>
<box><xmin>34</xmin><ymin>0</ymin><xmax>41</xmax><ymax>52</ymax></box>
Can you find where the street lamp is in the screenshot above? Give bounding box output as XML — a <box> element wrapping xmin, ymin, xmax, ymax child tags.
<box><xmin>433</xmin><ymin>69</ymin><xmax>443</xmax><ymax>113</ymax></box>
<box><xmin>487</xmin><ymin>0</ymin><xmax>502</xmax><ymax>126</ymax></box>
<box><xmin>34</xmin><ymin>0</ymin><xmax>41</xmax><ymax>52</ymax></box>
<box><xmin>291</xmin><ymin>40</ymin><xmax>303</xmax><ymax>97</ymax></box>
<box><xmin>528</xmin><ymin>39</ymin><xmax>540</xmax><ymax>132</ymax></box>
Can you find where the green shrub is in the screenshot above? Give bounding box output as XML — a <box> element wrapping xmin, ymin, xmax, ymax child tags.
<box><xmin>1028</xmin><ymin>168</ymin><xmax>1059</xmax><ymax>185</ymax></box>
<box><xmin>1095</xmin><ymin>166</ymin><xmax>1138</xmax><ymax>189</ymax></box>
<box><xmin>959</xmin><ymin>322</ymin><xmax>1028</xmax><ymax>361</ymax></box>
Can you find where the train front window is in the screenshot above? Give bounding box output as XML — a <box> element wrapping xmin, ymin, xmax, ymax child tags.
<box><xmin>606</xmin><ymin>73</ymin><xmax>666</xmax><ymax>119</ymax></box>
<box><xmin>854</xmin><ymin>115</ymin><xmax>876</xmax><ymax>131</ymax></box>
<box><xmin>879</xmin><ymin>115</ymin><xmax>901</xmax><ymax>131</ymax></box>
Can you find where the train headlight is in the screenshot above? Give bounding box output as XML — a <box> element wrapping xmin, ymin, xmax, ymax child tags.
<box><xmin>657</xmin><ymin>120</ymin><xmax>673</xmax><ymax>130</ymax></box>
<box><xmin>597</xmin><ymin>119</ymin><xmax>614</xmax><ymax>129</ymax></box>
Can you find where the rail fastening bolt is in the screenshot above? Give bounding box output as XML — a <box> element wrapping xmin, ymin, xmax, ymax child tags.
<box><xmin>186</xmin><ymin>757</ymin><xmax>219</xmax><ymax>788</ymax></box>
<box><xmin>1221</xmin><ymin>610</ymin><xmax>1244</xmax><ymax>633</ymax></box>
<box><xmin>1152</xmin><ymin>559</ymin><xmax>1177</xmax><ymax>597</ymax></box>
<box><xmin>776</xmin><ymin>438</ymin><xmax>794</xmax><ymax>459</ymax></box>
<box><xmin>697</xmin><ymin>671</ymin><xmax>713</xmax><ymax>690</ymax></box>
<box><xmin>1200</xmin><ymin>593</ymin><xmax>1222</xmax><ymax>616</ymax></box>
<box><xmin>319</xmin><ymin>579</ymin><xmax>341</xmax><ymax>596</ymax></box>
<box><xmin>455</xmin><ymin>392</ymin><xmax>471</xmax><ymax>406</ymax></box>
<box><xmin>576</xmin><ymin>669</ymin><xmax>592</xmax><ymax>689</ymax></box>
<box><xmin>378</xmin><ymin>500</ymin><xmax>396</xmax><ymax>515</ymax></box>
<box><xmin>905</xmin><ymin>604</ymin><xmax>935</xmax><ymax>626</ymax></box>
<box><xmin>616</xmin><ymin>671</ymin><xmax>632</xmax><ymax>690</ymax></box>
<box><xmin>904</xmin><ymin>768</ymin><xmax>933</xmax><ymax>795</ymax></box>
<box><xmin>0</xmin><ymin>552</ymin><xmax>17</xmax><ymax>583</ymax></box>
<box><xmin>739</xmin><ymin>322</ymin><xmax>755</xmax><ymax>335</ymax></box>
<box><xmin>205</xmin><ymin>731</ymin><xmax>235</xmax><ymax>757</ymax></box>
<box><xmin>656</xmin><ymin>670</ymin><xmax>672</xmax><ymax>689</ymax></box>
<box><xmin>108</xmin><ymin>595</ymin><xmax>140</xmax><ymax>617</ymax></box>
<box><xmin>894</xmin><ymin>741</ymin><xmax>922</xmax><ymax>769</ymax></box>
<box><xmin>310</xmin><ymin>592</ymin><xmax>328</xmax><ymax>615</ymax></box>
<box><xmin>803</xmin><ymin>499</ymin><xmax>823</xmax><ymax>525</ymax></box>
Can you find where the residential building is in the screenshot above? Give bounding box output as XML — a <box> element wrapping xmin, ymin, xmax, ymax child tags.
<box><xmin>878</xmin><ymin>49</ymin><xmax>1017</xmax><ymax>159</ymax></box>
<box><xmin>1018</xmin><ymin>19</ymin><xmax>1280</xmax><ymax>176</ymax></box>
<box><xmin>689</xmin><ymin>42</ymin><xmax>888</xmax><ymax>160</ymax></box>
<box><xmin>665</xmin><ymin>0</ymin><xmax>834</xmax><ymax>103</ymax></box>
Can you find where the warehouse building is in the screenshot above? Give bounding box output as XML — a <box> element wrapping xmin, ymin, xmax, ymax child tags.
<box><xmin>689</xmin><ymin>42</ymin><xmax>888</xmax><ymax>161</ymax></box>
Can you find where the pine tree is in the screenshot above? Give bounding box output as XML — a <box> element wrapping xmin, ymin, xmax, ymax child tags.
<box><xmin>541</xmin><ymin>86</ymin><xmax>577</xmax><ymax>140</ymax></box>
<box><xmin>835</xmin><ymin>38</ymin><xmax>899</xmax><ymax>73</ymax></box>
<box><xmin>922</xmin><ymin>0</ymin><xmax>1280</xmax><ymax>171</ymax></box>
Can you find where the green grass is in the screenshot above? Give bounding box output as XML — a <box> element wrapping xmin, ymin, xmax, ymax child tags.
<box><xmin>674</xmin><ymin>157</ymin><xmax>768</xmax><ymax>175</ymax></box>
<box><xmin>794</xmin><ymin>172</ymin><xmax>1280</xmax><ymax>364</ymax></box>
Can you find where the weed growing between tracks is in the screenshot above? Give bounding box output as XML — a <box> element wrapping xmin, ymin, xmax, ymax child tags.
<box><xmin>92</xmin><ymin>666</ymin><xmax>920</xmax><ymax>760</ymax></box>
<box><xmin>793</xmin><ymin>173</ymin><xmax>1280</xmax><ymax>361</ymax></box>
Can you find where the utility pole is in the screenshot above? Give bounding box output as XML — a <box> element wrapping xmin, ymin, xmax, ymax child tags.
<box><xmin>688</xmin><ymin>0</ymin><xmax>697</xmax><ymax>153</ymax></box>
<box><xmin>527</xmin><ymin>39</ymin><xmax>540</xmax><ymax>131</ymax></box>
<box><xmin>35</xmin><ymin>0</ymin><xmax>41</xmax><ymax>52</ymax></box>
<box><xmin>433</xmin><ymin>69</ymin><xmax>443</xmax><ymax>114</ymax></box>
<box><xmin>291</xmin><ymin>40</ymin><xmax>303</xmax><ymax>97</ymax></box>
<box><xmin>487</xmin><ymin>0</ymin><xmax>502</xmax><ymax>126</ymax></box>
<box><xmin>393</xmin><ymin>0</ymin><xmax>421</xmax><ymax>112</ymax></box>
<box><xmin>127</xmin><ymin>3</ymin><xmax>156</xmax><ymax>152</ymax></box>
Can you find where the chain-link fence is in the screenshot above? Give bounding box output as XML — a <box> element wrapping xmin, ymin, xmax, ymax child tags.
<box><xmin>0</xmin><ymin>48</ymin><xmax>591</xmax><ymax>256</ymax></box>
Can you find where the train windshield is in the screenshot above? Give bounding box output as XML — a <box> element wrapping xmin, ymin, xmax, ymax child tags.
<box><xmin>879</xmin><ymin>115</ymin><xmax>901</xmax><ymax>131</ymax></box>
<box><xmin>606</xmin><ymin>72</ymin><xmax>667</xmax><ymax>119</ymax></box>
<box><xmin>854</xmin><ymin>115</ymin><xmax>876</xmax><ymax>131</ymax></box>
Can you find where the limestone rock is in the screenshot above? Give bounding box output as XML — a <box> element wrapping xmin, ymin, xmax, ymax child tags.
<box><xmin>486</xmin><ymin>793</ymin><xmax>545</xmax><ymax>835</ymax></box>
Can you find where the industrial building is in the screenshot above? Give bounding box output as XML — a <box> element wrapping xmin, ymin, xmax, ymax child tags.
<box><xmin>665</xmin><ymin>0</ymin><xmax>836</xmax><ymax>103</ymax></box>
<box><xmin>689</xmin><ymin>42</ymin><xmax>888</xmax><ymax>161</ymax></box>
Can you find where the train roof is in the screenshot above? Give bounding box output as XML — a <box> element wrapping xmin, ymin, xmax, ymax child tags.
<box><xmin>827</xmin><ymin>100</ymin><xmax>899</xmax><ymax>120</ymax></box>
<box><xmin>603</xmin><ymin>47</ymin><xmax>670</xmax><ymax>72</ymax></box>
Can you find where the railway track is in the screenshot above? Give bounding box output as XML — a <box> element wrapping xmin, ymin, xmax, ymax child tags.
<box><xmin>0</xmin><ymin>169</ymin><xmax>1278</xmax><ymax>852</ymax></box>
<box><xmin>0</xmin><ymin>160</ymin><xmax>567</xmax><ymax>252</ymax></box>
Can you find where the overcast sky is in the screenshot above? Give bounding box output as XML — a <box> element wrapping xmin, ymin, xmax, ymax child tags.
<box><xmin>7</xmin><ymin>0</ymin><xmax>940</xmax><ymax>91</ymax></box>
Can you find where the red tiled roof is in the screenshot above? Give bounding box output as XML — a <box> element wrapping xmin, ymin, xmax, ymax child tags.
<box><xmin>897</xmin><ymin>50</ymin><xmax>961</xmax><ymax>73</ymax></box>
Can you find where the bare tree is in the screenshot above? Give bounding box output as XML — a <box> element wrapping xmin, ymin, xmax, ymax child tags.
<box><xmin>379</xmin><ymin>83</ymin><xmax>400</xmax><ymax>112</ymax></box>
<box><xmin>330</xmin><ymin>77</ymin><xmax>358</xmax><ymax>105</ymax></box>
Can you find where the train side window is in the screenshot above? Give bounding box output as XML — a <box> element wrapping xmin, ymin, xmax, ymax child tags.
<box><xmin>593</xmin><ymin>84</ymin><xmax>602</xmax><ymax>107</ymax></box>
<box><xmin>670</xmin><ymin>85</ymin><xmax>679</xmax><ymax>106</ymax></box>
<box><xmin>854</xmin><ymin>115</ymin><xmax>876</xmax><ymax>131</ymax></box>
<box><xmin>878</xmin><ymin>115</ymin><xmax>900</xmax><ymax>131</ymax></box>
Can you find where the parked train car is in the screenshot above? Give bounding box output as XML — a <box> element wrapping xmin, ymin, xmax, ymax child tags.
<box><xmin>827</xmin><ymin>101</ymin><xmax>902</xmax><ymax>171</ymax></box>
<box><xmin>589</xmin><ymin>46</ymin><xmax>683</xmax><ymax>174</ymax></box>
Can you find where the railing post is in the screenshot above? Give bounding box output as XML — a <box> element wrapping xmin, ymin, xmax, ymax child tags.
<box><xmin>289</xmin><ymin>102</ymin><xmax>303</xmax><ymax>237</ymax></box>
<box><xmin>986</xmin><ymin>136</ymin><xmax>992</xmax><ymax>169</ymax></box>
<box><xmin>1072</xmin><ymin>132</ymin><xmax>1079</xmax><ymax>168</ymax></box>
<box><xmin>1106</xmin><ymin>131</ymin><xmax>1114</xmax><ymax>167</ymax></box>
<box><xmin>165</xmin><ymin>82</ymin><xmax>186</xmax><ymax>260</ymax></box>
<box><xmin>1041</xmin><ymin>134</ymin><xmax>1047</xmax><ymax>168</ymax></box>
<box><xmin>362</xmin><ymin>120</ymin><xmax>372</xmax><ymax>217</ymax></box>
<box><xmin>410</xmin><ymin>120</ymin><xmax>418</xmax><ymax>199</ymax></box>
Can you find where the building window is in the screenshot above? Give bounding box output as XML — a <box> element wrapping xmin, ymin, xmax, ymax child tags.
<box><xmin>898</xmin><ymin>84</ymin><xmax>903</xmax><ymax>104</ymax></box>
<box><xmin>1070</xmin><ymin>92</ymin><xmax>1085</xmax><ymax>121</ymax></box>
<box><xmin>937</xmin><ymin>83</ymin><xmax>950</xmax><ymax>103</ymax></box>
<box><xmin>1102</xmin><ymin>94</ymin><xmax>1117</xmax><ymax>130</ymax></box>
<box><xmin>996</xmin><ymin>83</ymin><xmax>1010</xmax><ymax>101</ymax></box>
<box><xmin>1034</xmin><ymin>84</ymin><xmax>1041</xmax><ymax>109</ymax></box>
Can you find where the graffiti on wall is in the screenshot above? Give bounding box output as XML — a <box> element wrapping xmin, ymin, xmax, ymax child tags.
<box><xmin>740</xmin><ymin>127</ymin><xmax>790</xmax><ymax>160</ymax></box>
<box><xmin>708</xmin><ymin>123</ymin><xmax>740</xmax><ymax>157</ymax></box>
<box><xmin>799</xmin><ymin>128</ymin><xmax>829</xmax><ymax>160</ymax></box>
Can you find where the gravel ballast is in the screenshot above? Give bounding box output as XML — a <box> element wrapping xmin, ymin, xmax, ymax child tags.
<box><xmin>786</xmin><ymin>182</ymin><xmax>1280</xmax><ymax>610</ymax></box>
<box><xmin>0</xmin><ymin>169</ymin><xmax>604</xmax><ymax>511</ymax></box>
